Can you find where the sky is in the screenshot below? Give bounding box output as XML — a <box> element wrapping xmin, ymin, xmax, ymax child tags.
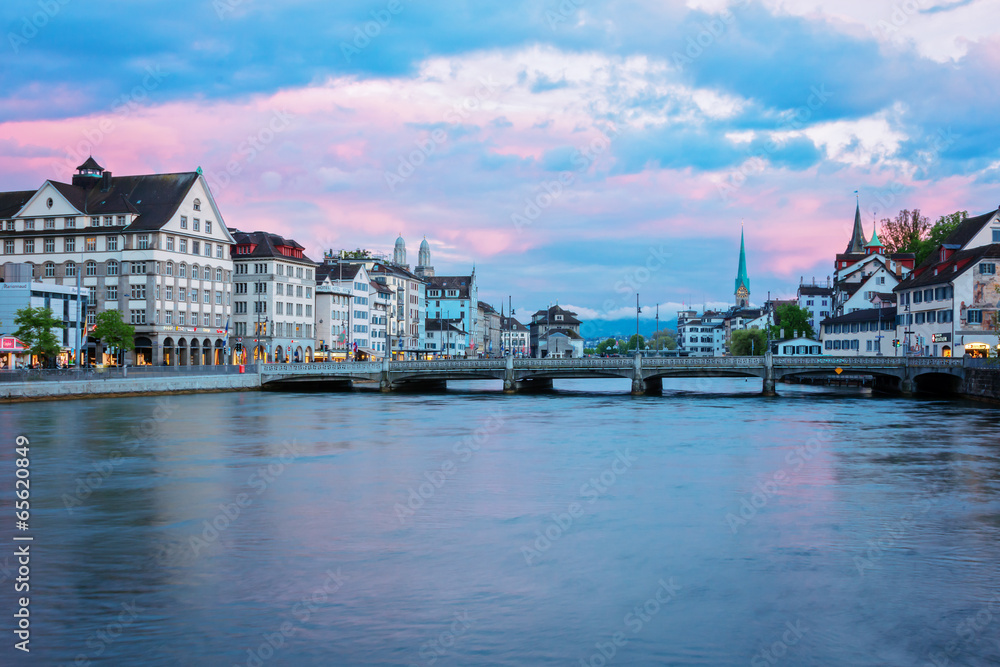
<box><xmin>1</xmin><ymin>0</ymin><xmax>998</xmax><ymax>323</ymax></box>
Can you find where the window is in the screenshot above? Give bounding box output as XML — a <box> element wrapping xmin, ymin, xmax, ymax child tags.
<box><xmin>205</xmin><ymin>220</ymin><xmax>212</xmax><ymax>234</ymax></box>
<box><xmin>106</xmin><ymin>285</ymin><xmax>117</xmax><ymax>300</ymax></box>
<box><xmin>44</xmin><ymin>262</ymin><xmax>55</xmax><ymax>277</ymax></box>
<box><xmin>86</xmin><ymin>237</ymin><xmax>97</xmax><ymax>251</ymax></box>
<box><xmin>129</xmin><ymin>310</ymin><xmax>146</xmax><ymax>325</ymax></box>
<box><xmin>994</xmin><ymin>229</ymin><xmax>1000</xmax><ymax>243</ymax></box>
<box><xmin>180</xmin><ymin>216</ymin><xmax>187</xmax><ymax>229</ymax></box>
<box><xmin>3</xmin><ymin>240</ymin><xmax>12</xmax><ymax>254</ymax></box>
<box><xmin>203</xmin><ymin>290</ymin><xmax>210</xmax><ymax>304</ymax></box>
<box><xmin>86</xmin><ymin>261</ymin><xmax>97</xmax><ymax>276</ymax></box>
<box><xmin>107</xmin><ymin>260</ymin><xmax>119</xmax><ymax>276</ymax></box>
<box><xmin>130</xmin><ymin>284</ymin><xmax>146</xmax><ymax>299</ymax></box>
<box><xmin>913</xmin><ymin>291</ymin><xmax>922</xmax><ymax>304</ymax></box>
<box><xmin>45</xmin><ymin>238</ymin><xmax>55</xmax><ymax>253</ymax></box>
<box><xmin>296</xmin><ymin>267</ymin><xmax>303</xmax><ymax>279</ymax></box>
<box><xmin>166</xmin><ymin>286</ymin><xmax>173</xmax><ymax>300</ymax></box>
<box><xmin>89</xmin><ymin>216</ymin><xmax>100</xmax><ymax>227</ymax></box>
<box><xmin>277</xmin><ymin>264</ymin><xmax>284</xmax><ymax>276</ymax></box>
<box><xmin>131</xmin><ymin>262</ymin><xmax>147</xmax><ymax>274</ymax></box>
<box><xmin>201</xmin><ymin>314</ymin><xmax>209</xmax><ymax>326</ymax></box>
<box><xmin>204</xmin><ymin>243</ymin><xmax>211</xmax><ymax>257</ymax></box>
<box><xmin>193</xmin><ymin>219</ymin><xmax>200</xmax><ymax>232</ymax></box>
<box><xmin>215</xmin><ymin>268</ymin><xmax>222</xmax><ymax>281</ymax></box>
<box><xmin>924</xmin><ymin>288</ymin><xmax>933</xmax><ymax>302</ymax></box>
<box><xmin>927</xmin><ymin>311</ymin><xmax>936</xmax><ymax>324</ymax></box>
<box><xmin>24</xmin><ymin>239</ymin><xmax>35</xmax><ymax>253</ymax></box>
<box><xmin>235</xmin><ymin>301</ymin><xmax>246</xmax><ymax>314</ymax></box>
<box><xmin>179</xmin><ymin>263</ymin><xmax>187</xmax><ymax>278</ymax></box>
<box><xmin>178</xmin><ymin>313</ymin><xmax>186</xmax><ymax>326</ymax></box>
<box><xmin>104</xmin><ymin>216</ymin><xmax>114</xmax><ymax>227</ymax></box>
<box><xmin>65</xmin><ymin>217</ymin><xmax>76</xmax><ymax>228</ymax></box>
<box><xmin>191</xmin><ymin>289</ymin><xmax>198</xmax><ymax>302</ymax></box>
<box><xmin>276</xmin><ymin>302</ymin><xmax>284</xmax><ymax>315</ymax></box>
<box><xmin>66</xmin><ymin>261</ymin><xmax>76</xmax><ymax>276</ymax></box>
<box><xmin>166</xmin><ymin>236</ymin><xmax>174</xmax><ymax>251</ymax></box>
<box><xmin>306</xmin><ymin>269</ymin><xmax>312</xmax><ymax>280</ymax></box>
<box><xmin>107</xmin><ymin>236</ymin><xmax>118</xmax><ymax>251</ymax></box>
<box><xmin>117</xmin><ymin>215</ymin><xmax>126</xmax><ymax>225</ymax></box>
<box><xmin>305</xmin><ymin>287</ymin><xmax>312</xmax><ymax>298</ymax></box>
<box><xmin>216</xmin><ymin>245</ymin><xmax>223</xmax><ymax>259</ymax></box>
<box><xmin>165</xmin><ymin>261</ymin><xmax>173</xmax><ymax>276</ymax></box>
<box><xmin>981</xmin><ymin>263</ymin><xmax>996</xmax><ymax>275</ymax></box>
<box><xmin>296</xmin><ymin>285</ymin><xmax>303</xmax><ymax>298</ymax></box>
<box><xmin>915</xmin><ymin>312</ymin><xmax>925</xmax><ymax>325</ymax></box>
<box><xmin>179</xmin><ymin>238</ymin><xmax>188</xmax><ymax>254</ymax></box>
<box><xmin>968</xmin><ymin>310</ymin><xmax>983</xmax><ymax>324</ymax></box>
<box><xmin>24</xmin><ymin>219</ymin><xmax>34</xmax><ymax>230</ymax></box>
<box><xmin>44</xmin><ymin>218</ymin><xmax>55</xmax><ymax>229</ymax></box>
<box><xmin>192</xmin><ymin>241</ymin><xmax>200</xmax><ymax>255</ymax></box>
<box><xmin>137</xmin><ymin>234</ymin><xmax>150</xmax><ymax>250</ymax></box>
<box><xmin>305</xmin><ymin>305</ymin><xmax>312</xmax><ymax>317</ymax></box>
<box><xmin>64</xmin><ymin>237</ymin><xmax>75</xmax><ymax>252</ymax></box>
<box><xmin>193</xmin><ymin>199</ymin><xmax>201</xmax><ymax>211</ymax></box>
<box><xmin>179</xmin><ymin>287</ymin><xmax>186</xmax><ymax>301</ymax></box>
<box><xmin>215</xmin><ymin>314</ymin><xmax>222</xmax><ymax>327</ymax></box>
<box><xmin>216</xmin><ymin>291</ymin><xmax>222</xmax><ymax>305</ymax></box>
<box><xmin>166</xmin><ymin>311</ymin><xmax>173</xmax><ymax>325</ymax></box>
<box><xmin>192</xmin><ymin>265</ymin><xmax>200</xmax><ymax>280</ymax></box>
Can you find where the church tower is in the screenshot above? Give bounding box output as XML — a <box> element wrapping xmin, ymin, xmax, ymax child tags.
<box><xmin>734</xmin><ymin>225</ymin><xmax>751</xmax><ymax>308</ymax></box>
<box><xmin>393</xmin><ymin>233</ymin><xmax>407</xmax><ymax>268</ymax></box>
<box><xmin>416</xmin><ymin>237</ymin><xmax>434</xmax><ymax>277</ymax></box>
<box><xmin>844</xmin><ymin>197</ymin><xmax>868</xmax><ymax>254</ymax></box>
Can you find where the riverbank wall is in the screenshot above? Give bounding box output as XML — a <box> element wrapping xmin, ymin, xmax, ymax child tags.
<box><xmin>0</xmin><ymin>374</ymin><xmax>261</xmax><ymax>402</ymax></box>
<box><xmin>962</xmin><ymin>367</ymin><xmax>1000</xmax><ymax>404</ymax></box>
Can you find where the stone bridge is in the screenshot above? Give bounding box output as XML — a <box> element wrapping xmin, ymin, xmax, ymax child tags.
<box><xmin>260</xmin><ymin>355</ymin><xmax>968</xmax><ymax>395</ymax></box>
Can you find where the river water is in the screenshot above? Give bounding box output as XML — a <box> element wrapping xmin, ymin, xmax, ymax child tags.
<box><xmin>1</xmin><ymin>379</ymin><xmax>999</xmax><ymax>666</ymax></box>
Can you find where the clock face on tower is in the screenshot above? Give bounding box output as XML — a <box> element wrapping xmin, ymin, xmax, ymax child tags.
<box><xmin>736</xmin><ymin>285</ymin><xmax>749</xmax><ymax>305</ymax></box>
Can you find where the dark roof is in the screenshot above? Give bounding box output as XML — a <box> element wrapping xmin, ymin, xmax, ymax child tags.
<box><xmin>77</xmin><ymin>156</ymin><xmax>104</xmax><ymax>171</ymax></box>
<box><xmin>873</xmin><ymin>292</ymin><xmax>896</xmax><ymax>302</ymax></box>
<box><xmin>425</xmin><ymin>318</ymin><xmax>466</xmax><ymax>333</ymax></box>
<box><xmin>369</xmin><ymin>261</ymin><xmax>422</xmax><ymax>281</ymax></box>
<box><xmin>427</xmin><ymin>275</ymin><xmax>472</xmax><ymax>298</ymax></box>
<box><xmin>478</xmin><ymin>300</ymin><xmax>497</xmax><ymax>314</ymax></box>
<box><xmin>821</xmin><ymin>307</ymin><xmax>896</xmax><ymax>325</ymax></box>
<box><xmin>316</xmin><ymin>261</ymin><xmax>363</xmax><ymax>283</ymax></box>
<box><xmin>542</xmin><ymin>328</ymin><xmax>583</xmax><ymax>340</ymax></box>
<box><xmin>500</xmin><ymin>317</ymin><xmax>527</xmax><ymax>332</ymax></box>
<box><xmin>370</xmin><ymin>280</ymin><xmax>391</xmax><ymax>295</ymax></box>
<box><xmin>895</xmin><ymin>243</ymin><xmax>1000</xmax><ymax>291</ymax></box>
<box><xmin>229</xmin><ymin>230</ymin><xmax>316</xmax><ymax>265</ymax></box>
<box><xmin>798</xmin><ymin>286</ymin><xmax>833</xmax><ymax>296</ymax></box>
<box><xmin>531</xmin><ymin>305</ymin><xmax>581</xmax><ymax>325</ymax></box>
<box><xmin>941</xmin><ymin>208</ymin><xmax>999</xmax><ymax>250</ymax></box>
<box><xmin>0</xmin><ymin>190</ymin><xmax>35</xmax><ymax>218</ymax></box>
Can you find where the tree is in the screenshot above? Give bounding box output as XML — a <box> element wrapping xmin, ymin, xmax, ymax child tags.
<box><xmin>14</xmin><ymin>306</ymin><xmax>64</xmax><ymax>367</ymax></box>
<box><xmin>625</xmin><ymin>334</ymin><xmax>645</xmax><ymax>351</ymax></box>
<box><xmin>880</xmin><ymin>209</ymin><xmax>928</xmax><ymax>255</ymax></box>
<box><xmin>596</xmin><ymin>338</ymin><xmax>618</xmax><ymax>355</ymax></box>
<box><xmin>731</xmin><ymin>329</ymin><xmax>767</xmax><ymax>356</ymax></box>
<box><xmin>913</xmin><ymin>210</ymin><xmax>968</xmax><ymax>265</ymax></box>
<box><xmin>650</xmin><ymin>328</ymin><xmax>678</xmax><ymax>350</ymax></box>
<box><xmin>92</xmin><ymin>309</ymin><xmax>135</xmax><ymax>365</ymax></box>
<box><xmin>770</xmin><ymin>304</ymin><xmax>814</xmax><ymax>339</ymax></box>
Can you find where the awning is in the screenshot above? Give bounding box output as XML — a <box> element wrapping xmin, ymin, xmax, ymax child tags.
<box><xmin>0</xmin><ymin>336</ymin><xmax>27</xmax><ymax>353</ymax></box>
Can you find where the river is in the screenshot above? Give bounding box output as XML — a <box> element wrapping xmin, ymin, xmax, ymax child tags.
<box><xmin>1</xmin><ymin>379</ymin><xmax>998</xmax><ymax>666</ymax></box>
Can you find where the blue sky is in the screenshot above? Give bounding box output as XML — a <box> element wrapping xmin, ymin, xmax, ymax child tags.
<box><xmin>1</xmin><ymin>0</ymin><xmax>998</xmax><ymax>320</ymax></box>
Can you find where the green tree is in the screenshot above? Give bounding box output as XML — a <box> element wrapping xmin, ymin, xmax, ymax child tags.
<box><xmin>731</xmin><ymin>329</ymin><xmax>767</xmax><ymax>356</ymax></box>
<box><xmin>92</xmin><ymin>309</ymin><xmax>135</xmax><ymax>365</ymax></box>
<box><xmin>596</xmin><ymin>338</ymin><xmax>618</xmax><ymax>355</ymax></box>
<box><xmin>880</xmin><ymin>209</ymin><xmax>928</xmax><ymax>255</ymax></box>
<box><xmin>913</xmin><ymin>211</ymin><xmax>967</xmax><ymax>265</ymax></box>
<box><xmin>14</xmin><ymin>306</ymin><xmax>64</xmax><ymax>367</ymax></box>
<box><xmin>770</xmin><ymin>304</ymin><xmax>814</xmax><ymax>339</ymax></box>
<box><xmin>650</xmin><ymin>328</ymin><xmax>677</xmax><ymax>350</ymax></box>
<box><xmin>584</xmin><ymin>348</ymin><xmax>597</xmax><ymax>355</ymax></box>
<box><xmin>625</xmin><ymin>334</ymin><xmax>646</xmax><ymax>351</ymax></box>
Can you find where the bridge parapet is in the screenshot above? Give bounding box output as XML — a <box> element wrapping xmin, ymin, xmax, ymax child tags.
<box><xmin>644</xmin><ymin>356</ymin><xmax>764</xmax><ymax>368</ymax></box>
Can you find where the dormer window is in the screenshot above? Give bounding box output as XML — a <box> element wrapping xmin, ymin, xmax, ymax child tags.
<box><xmin>555</xmin><ymin>314</ymin><xmax>563</xmax><ymax>321</ymax></box>
<box><xmin>193</xmin><ymin>199</ymin><xmax>201</xmax><ymax>211</ymax></box>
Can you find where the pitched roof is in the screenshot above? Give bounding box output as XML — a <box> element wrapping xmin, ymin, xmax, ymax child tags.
<box><xmin>77</xmin><ymin>156</ymin><xmax>104</xmax><ymax>171</ymax></box>
<box><xmin>501</xmin><ymin>317</ymin><xmax>528</xmax><ymax>332</ymax></box>
<box><xmin>425</xmin><ymin>318</ymin><xmax>466</xmax><ymax>333</ymax></box>
<box><xmin>0</xmin><ymin>190</ymin><xmax>35</xmax><ymax>218</ymax></box>
<box><xmin>941</xmin><ymin>207</ymin><xmax>999</xmax><ymax>250</ymax></box>
<box><xmin>821</xmin><ymin>307</ymin><xmax>896</xmax><ymax>325</ymax></box>
<box><xmin>44</xmin><ymin>172</ymin><xmax>200</xmax><ymax>231</ymax></box>
<box><xmin>895</xmin><ymin>243</ymin><xmax>1000</xmax><ymax>291</ymax></box>
<box><xmin>229</xmin><ymin>229</ymin><xmax>316</xmax><ymax>264</ymax></box>
<box><xmin>735</xmin><ymin>226</ymin><xmax>750</xmax><ymax>294</ymax></box>
<box><xmin>316</xmin><ymin>261</ymin><xmax>364</xmax><ymax>282</ymax></box>
<box><xmin>845</xmin><ymin>201</ymin><xmax>868</xmax><ymax>254</ymax></box>
<box><xmin>542</xmin><ymin>328</ymin><xmax>583</xmax><ymax>340</ymax></box>
<box><xmin>531</xmin><ymin>304</ymin><xmax>581</xmax><ymax>325</ymax></box>
<box><xmin>798</xmin><ymin>285</ymin><xmax>833</xmax><ymax>296</ymax></box>
<box><xmin>427</xmin><ymin>275</ymin><xmax>473</xmax><ymax>298</ymax></box>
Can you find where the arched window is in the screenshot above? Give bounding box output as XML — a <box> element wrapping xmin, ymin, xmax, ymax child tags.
<box><xmin>44</xmin><ymin>262</ymin><xmax>55</xmax><ymax>277</ymax></box>
<box><xmin>192</xmin><ymin>264</ymin><xmax>199</xmax><ymax>280</ymax></box>
<box><xmin>65</xmin><ymin>261</ymin><xmax>76</xmax><ymax>277</ymax></box>
<box><xmin>215</xmin><ymin>268</ymin><xmax>222</xmax><ymax>281</ymax></box>
<box><xmin>166</xmin><ymin>261</ymin><xmax>173</xmax><ymax>276</ymax></box>
<box><xmin>86</xmin><ymin>260</ymin><xmax>97</xmax><ymax>276</ymax></box>
<box><xmin>193</xmin><ymin>198</ymin><xmax>201</xmax><ymax>211</ymax></box>
<box><xmin>107</xmin><ymin>260</ymin><xmax>119</xmax><ymax>276</ymax></box>
<box><xmin>203</xmin><ymin>266</ymin><xmax>210</xmax><ymax>280</ymax></box>
<box><xmin>179</xmin><ymin>263</ymin><xmax>187</xmax><ymax>278</ymax></box>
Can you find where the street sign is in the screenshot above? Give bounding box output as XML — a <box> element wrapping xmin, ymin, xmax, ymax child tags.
<box><xmin>835</xmin><ymin>367</ymin><xmax>843</xmax><ymax>375</ymax></box>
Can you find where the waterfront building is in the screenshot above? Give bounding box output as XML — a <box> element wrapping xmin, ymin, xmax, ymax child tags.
<box><xmin>424</xmin><ymin>318</ymin><xmax>469</xmax><ymax>358</ymax></box>
<box><xmin>313</xmin><ymin>280</ymin><xmax>354</xmax><ymax>361</ymax></box>
<box><xmin>500</xmin><ymin>315</ymin><xmax>529</xmax><ymax>356</ymax></box>
<box><xmin>797</xmin><ymin>279</ymin><xmax>833</xmax><ymax>334</ymax></box>
<box><xmin>529</xmin><ymin>305</ymin><xmax>584</xmax><ymax>358</ymax></box>
<box><xmin>315</xmin><ymin>261</ymin><xmax>372</xmax><ymax>359</ymax></box>
<box><xmin>426</xmin><ymin>273</ymin><xmax>478</xmax><ymax>357</ymax></box>
<box><xmin>820</xmin><ymin>307</ymin><xmax>896</xmax><ymax>355</ymax></box>
<box><xmin>369</xmin><ymin>279</ymin><xmax>392</xmax><ymax>359</ymax></box>
<box><xmin>477</xmin><ymin>301</ymin><xmax>501</xmax><ymax>356</ymax></box>
<box><xmin>677</xmin><ymin>309</ymin><xmax>726</xmax><ymax>357</ymax></box>
<box><xmin>0</xmin><ymin>265</ymin><xmax>86</xmax><ymax>366</ymax></box>
<box><xmin>893</xmin><ymin>206</ymin><xmax>1000</xmax><ymax>357</ymax></box>
<box><xmin>770</xmin><ymin>335</ymin><xmax>823</xmax><ymax>356</ymax></box>
<box><xmin>229</xmin><ymin>230</ymin><xmax>317</xmax><ymax>363</ymax></box>
<box><xmin>0</xmin><ymin>159</ymin><xmax>235</xmax><ymax>365</ymax></box>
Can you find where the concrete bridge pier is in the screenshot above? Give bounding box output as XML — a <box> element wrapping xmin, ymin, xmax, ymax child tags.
<box><xmin>503</xmin><ymin>356</ymin><xmax>516</xmax><ymax>394</ymax></box>
<box><xmin>380</xmin><ymin>356</ymin><xmax>393</xmax><ymax>393</ymax></box>
<box><xmin>631</xmin><ymin>355</ymin><xmax>645</xmax><ymax>395</ymax></box>
<box><xmin>899</xmin><ymin>359</ymin><xmax>915</xmax><ymax>396</ymax></box>
<box><xmin>762</xmin><ymin>352</ymin><xmax>777</xmax><ymax>396</ymax></box>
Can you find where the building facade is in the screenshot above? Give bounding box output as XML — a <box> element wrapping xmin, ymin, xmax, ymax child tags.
<box><xmin>500</xmin><ymin>315</ymin><xmax>529</xmax><ymax>356</ymax></box>
<box><xmin>230</xmin><ymin>230</ymin><xmax>317</xmax><ymax>363</ymax></box>
<box><xmin>0</xmin><ymin>268</ymin><xmax>87</xmax><ymax>366</ymax></box>
<box><xmin>426</xmin><ymin>273</ymin><xmax>478</xmax><ymax>357</ymax></box>
<box><xmin>820</xmin><ymin>307</ymin><xmax>896</xmax><ymax>355</ymax></box>
<box><xmin>0</xmin><ymin>159</ymin><xmax>235</xmax><ymax>365</ymax></box>
<box><xmin>529</xmin><ymin>305</ymin><xmax>584</xmax><ymax>358</ymax></box>
<box><xmin>677</xmin><ymin>309</ymin><xmax>726</xmax><ymax>357</ymax></box>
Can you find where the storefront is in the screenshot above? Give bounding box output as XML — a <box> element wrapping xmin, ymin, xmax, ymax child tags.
<box><xmin>964</xmin><ymin>342</ymin><xmax>994</xmax><ymax>358</ymax></box>
<box><xmin>0</xmin><ymin>336</ymin><xmax>27</xmax><ymax>369</ymax></box>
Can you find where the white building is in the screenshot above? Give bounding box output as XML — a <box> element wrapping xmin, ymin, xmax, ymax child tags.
<box><xmin>500</xmin><ymin>315</ymin><xmax>529</xmax><ymax>357</ymax></box>
<box><xmin>797</xmin><ymin>280</ymin><xmax>833</xmax><ymax>333</ymax></box>
<box><xmin>771</xmin><ymin>336</ymin><xmax>823</xmax><ymax>356</ymax></box>
<box><xmin>0</xmin><ymin>267</ymin><xmax>87</xmax><ymax>366</ymax></box>
<box><xmin>426</xmin><ymin>273</ymin><xmax>479</xmax><ymax>356</ymax></box>
<box><xmin>0</xmin><ymin>158</ymin><xmax>235</xmax><ymax>365</ymax></box>
<box><xmin>893</xmin><ymin>207</ymin><xmax>1000</xmax><ymax>357</ymax></box>
<box><xmin>424</xmin><ymin>318</ymin><xmax>470</xmax><ymax>358</ymax></box>
<box><xmin>314</xmin><ymin>281</ymin><xmax>354</xmax><ymax>361</ymax></box>
<box><xmin>315</xmin><ymin>262</ymin><xmax>372</xmax><ymax>359</ymax></box>
<box><xmin>230</xmin><ymin>230</ymin><xmax>317</xmax><ymax>363</ymax></box>
<box><xmin>677</xmin><ymin>309</ymin><xmax>726</xmax><ymax>357</ymax></box>
<box><xmin>820</xmin><ymin>307</ymin><xmax>896</xmax><ymax>356</ymax></box>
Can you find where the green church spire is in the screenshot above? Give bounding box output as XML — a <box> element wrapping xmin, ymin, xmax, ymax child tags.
<box><xmin>735</xmin><ymin>224</ymin><xmax>750</xmax><ymax>307</ymax></box>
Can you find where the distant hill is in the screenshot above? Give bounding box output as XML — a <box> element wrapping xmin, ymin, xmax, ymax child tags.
<box><xmin>579</xmin><ymin>317</ymin><xmax>679</xmax><ymax>341</ymax></box>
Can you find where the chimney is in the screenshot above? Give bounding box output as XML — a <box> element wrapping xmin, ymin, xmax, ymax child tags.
<box><xmin>101</xmin><ymin>171</ymin><xmax>112</xmax><ymax>192</ymax></box>
<box><xmin>895</xmin><ymin>263</ymin><xmax>902</xmax><ymax>278</ymax></box>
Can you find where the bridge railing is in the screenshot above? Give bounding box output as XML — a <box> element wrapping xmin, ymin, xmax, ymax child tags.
<box><xmin>262</xmin><ymin>362</ymin><xmax>382</xmax><ymax>374</ymax></box>
<box><xmin>392</xmin><ymin>360</ymin><xmax>506</xmax><ymax>371</ymax></box>
<box><xmin>644</xmin><ymin>356</ymin><xmax>763</xmax><ymax>368</ymax></box>
<box><xmin>514</xmin><ymin>358</ymin><xmax>632</xmax><ymax>369</ymax></box>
